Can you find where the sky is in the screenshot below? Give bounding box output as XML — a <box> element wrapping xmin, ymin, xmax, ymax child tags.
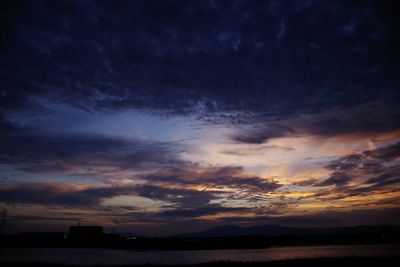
<box><xmin>0</xmin><ymin>0</ymin><xmax>400</xmax><ymax>236</ymax></box>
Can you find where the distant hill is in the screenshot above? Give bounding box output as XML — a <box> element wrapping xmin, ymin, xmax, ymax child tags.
<box><xmin>176</xmin><ymin>224</ymin><xmax>400</xmax><ymax>238</ymax></box>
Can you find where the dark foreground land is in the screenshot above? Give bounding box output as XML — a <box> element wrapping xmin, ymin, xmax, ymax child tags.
<box><xmin>2</xmin><ymin>224</ymin><xmax>400</xmax><ymax>250</ymax></box>
<box><xmin>1</xmin><ymin>257</ymin><xmax>400</xmax><ymax>267</ymax></box>
<box><xmin>1</xmin><ymin>232</ymin><xmax>400</xmax><ymax>249</ymax></box>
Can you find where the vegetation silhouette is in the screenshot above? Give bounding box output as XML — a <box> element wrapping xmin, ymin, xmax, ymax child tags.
<box><xmin>0</xmin><ymin>224</ymin><xmax>399</xmax><ymax>250</ymax></box>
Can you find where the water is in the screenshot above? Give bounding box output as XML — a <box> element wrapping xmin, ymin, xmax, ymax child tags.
<box><xmin>0</xmin><ymin>244</ymin><xmax>399</xmax><ymax>265</ymax></box>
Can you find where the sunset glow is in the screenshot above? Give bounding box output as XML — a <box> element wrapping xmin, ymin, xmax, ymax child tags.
<box><xmin>1</xmin><ymin>0</ymin><xmax>399</xmax><ymax>236</ymax></box>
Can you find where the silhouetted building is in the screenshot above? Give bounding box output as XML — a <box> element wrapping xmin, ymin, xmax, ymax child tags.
<box><xmin>69</xmin><ymin>226</ymin><xmax>103</xmax><ymax>240</ymax></box>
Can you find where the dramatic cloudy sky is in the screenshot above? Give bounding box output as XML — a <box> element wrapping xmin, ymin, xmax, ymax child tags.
<box><xmin>1</xmin><ymin>0</ymin><xmax>400</xmax><ymax>235</ymax></box>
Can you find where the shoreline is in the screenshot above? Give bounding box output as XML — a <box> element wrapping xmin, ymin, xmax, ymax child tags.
<box><xmin>1</xmin><ymin>242</ymin><xmax>399</xmax><ymax>251</ymax></box>
<box><xmin>1</xmin><ymin>256</ymin><xmax>400</xmax><ymax>267</ymax></box>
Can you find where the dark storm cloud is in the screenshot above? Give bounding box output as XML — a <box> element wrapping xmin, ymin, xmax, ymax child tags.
<box><xmin>0</xmin><ymin>131</ymin><xmax>284</xmax><ymax>213</ymax></box>
<box><xmin>231</xmin><ymin>104</ymin><xmax>400</xmax><ymax>144</ymax></box>
<box><xmin>322</xmin><ymin>143</ymin><xmax>400</xmax><ymax>193</ymax></box>
<box><xmin>219</xmin><ymin>207</ymin><xmax>400</xmax><ymax>227</ymax></box>
<box><xmin>311</xmin><ymin>183</ymin><xmax>399</xmax><ymax>201</ymax></box>
<box><xmin>0</xmin><ymin>182</ymin><xmax>220</xmax><ymax>210</ymax></box>
<box><xmin>231</xmin><ymin>124</ymin><xmax>294</xmax><ymax>144</ymax></box>
<box><xmin>0</xmin><ymin>182</ymin><xmax>214</xmax><ymax>210</ymax></box>
<box><xmin>0</xmin><ymin>126</ymin><xmax>183</xmax><ymax>173</ymax></box>
<box><xmin>1</xmin><ymin>0</ymin><xmax>399</xmax><ymax>120</ymax></box>
<box><xmin>134</xmin><ymin>184</ymin><xmax>221</xmax><ymax>208</ymax></box>
<box><xmin>142</xmin><ymin>165</ymin><xmax>282</xmax><ymax>194</ymax></box>
<box><xmin>222</xmin><ymin>144</ymin><xmax>294</xmax><ymax>156</ymax></box>
<box><xmin>325</xmin><ymin>141</ymin><xmax>400</xmax><ymax>174</ymax></box>
<box><xmin>294</xmin><ymin>142</ymin><xmax>400</xmax><ymax>199</ymax></box>
<box><xmin>302</xmin><ymin>109</ymin><xmax>400</xmax><ymax>138</ymax></box>
<box><xmin>0</xmin><ymin>182</ymin><xmax>247</xmax><ymax>218</ymax></box>
<box><xmin>323</xmin><ymin>179</ymin><xmax>400</xmax><ymax>200</ymax></box>
<box><xmin>316</xmin><ymin>171</ymin><xmax>352</xmax><ymax>187</ymax></box>
<box><xmin>217</xmin><ymin>176</ymin><xmax>281</xmax><ymax>192</ymax></box>
<box><xmin>326</xmin><ymin>154</ymin><xmax>368</xmax><ymax>171</ymax></box>
<box><xmin>104</xmin><ymin>197</ymin><xmax>292</xmax><ymax>223</ymax></box>
<box><xmin>346</xmin><ymin>197</ymin><xmax>400</xmax><ymax>208</ymax></box>
<box><xmin>10</xmin><ymin>215</ymin><xmax>81</xmax><ymax>222</ymax></box>
<box><xmin>217</xmin><ymin>214</ymin><xmax>338</xmax><ymax>226</ymax></box>
<box><xmin>160</xmin><ymin>206</ymin><xmax>250</xmax><ymax>218</ymax></box>
<box><xmin>131</xmin><ymin>166</ymin><xmax>284</xmax><ymax>215</ymax></box>
<box><xmin>0</xmin><ymin>183</ymin><xmax>137</xmax><ymax>207</ymax></box>
<box><xmin>292</xmin><ymin>178</ymin><xmax>319</xmax><ymax>186</ymax></box>
<box><xmin>0</xmin><ymin>165</ymin><xmax>282</xmax><ymax>211</ymax></box>
<box><xmin>364</xmin><ymin>141</ymin><xmax>400</xmax><ymax>161</ymax></box>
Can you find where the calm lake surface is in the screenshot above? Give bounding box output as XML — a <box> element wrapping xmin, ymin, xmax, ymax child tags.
<box><xmin>1</xmin><ymin>244</ymin><xmax>399</xmax><ymax>265</ymax></box>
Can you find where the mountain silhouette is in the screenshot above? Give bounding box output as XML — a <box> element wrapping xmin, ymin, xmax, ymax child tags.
<box><xmin>176</xmin><ymin>224</ymin><xmax>400</xmax><ymax>238</ymax></box>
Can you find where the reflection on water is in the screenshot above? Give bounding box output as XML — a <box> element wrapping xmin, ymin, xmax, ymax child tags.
<box><xmin>0</xmin><ymin>244</ymin><xmax>399</xmax><ymax>265</ymax></box>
